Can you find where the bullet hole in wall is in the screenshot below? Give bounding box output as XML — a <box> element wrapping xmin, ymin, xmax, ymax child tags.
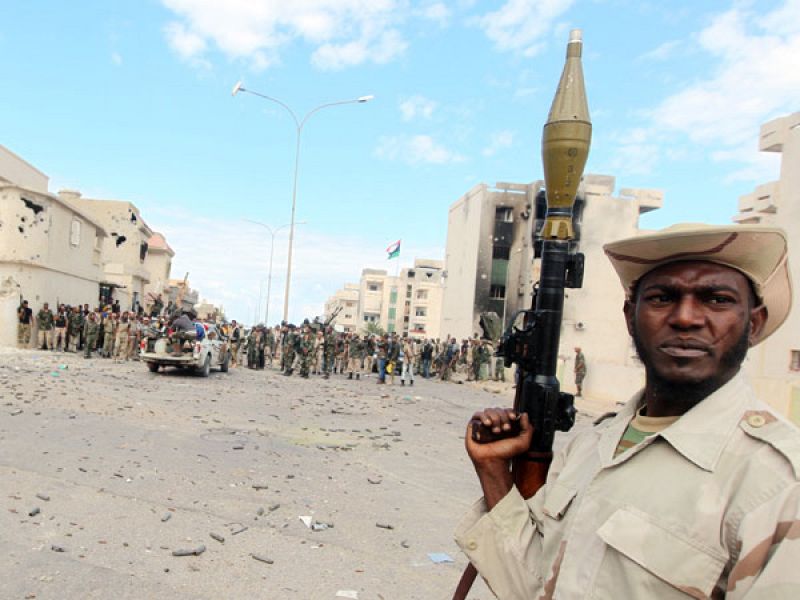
<box><xmin>130</xmin><ymin>213</ymin><xmax>137</xmax><ymax>223</ymax></box>
<box><xmin>115</xmin><ymin>235</ymin><xmax>127</xmax><ymax>247</ymax></box>
<box><xmin>21</xmin><ymin>197</ymin><xmax>44</xmax><ymax>214</ymax></box>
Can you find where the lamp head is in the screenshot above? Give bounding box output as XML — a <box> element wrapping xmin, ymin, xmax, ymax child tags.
<box><xmin>357</xmin><ymin>95</ymin><xmax>374</xmax><ymax>103</ymax></box>
<box><xmin>231</xmin><ymin>81</ymin><xmax>244</xmax><ymax>97</ymax></box>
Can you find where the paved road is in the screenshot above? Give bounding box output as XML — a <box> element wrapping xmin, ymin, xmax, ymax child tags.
<box><xmin>0</xmin><ymin>349</ymin><xmax>591</xmax><ymax>600</ymax></box>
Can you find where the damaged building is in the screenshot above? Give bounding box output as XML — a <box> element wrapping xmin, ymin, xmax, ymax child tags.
<box><xmin>0</xmin><ymin>145</ymin><xmax>108</xmax><ymax>347</ymax></box>
<box><xmin>58</xmin><ymin>191</ymin><xmax>154</xmax><ymax>312</ymax></box>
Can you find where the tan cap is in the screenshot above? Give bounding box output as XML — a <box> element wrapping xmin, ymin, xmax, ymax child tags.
<box><xmin>603</xmin><ymin>223</ymin><xmax>791</xmax><ymax>345</ymax></box>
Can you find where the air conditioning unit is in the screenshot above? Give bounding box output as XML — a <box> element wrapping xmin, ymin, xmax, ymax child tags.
<box><xmin>575</xmin><ymin>321</ymin><xmax>586</xmax><ymax>331</ymax></box>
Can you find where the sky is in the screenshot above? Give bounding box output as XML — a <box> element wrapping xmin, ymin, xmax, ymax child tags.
<box><xmin>2</xmin><ymin>0</ymin><xmax>799</xmax><ymax>324</ymax></box>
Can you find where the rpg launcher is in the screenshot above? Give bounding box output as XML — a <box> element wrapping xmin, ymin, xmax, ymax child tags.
<box><xmin>453</xmin><ymin>29</ymin><xmax>591</xmax><ymax>600</ymax></box>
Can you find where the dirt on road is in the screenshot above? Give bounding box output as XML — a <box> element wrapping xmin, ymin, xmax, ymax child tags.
<box><xmin>0</xmin><ymin>349</ymin><xmax>591</xmax><ymax>600</ymax></box>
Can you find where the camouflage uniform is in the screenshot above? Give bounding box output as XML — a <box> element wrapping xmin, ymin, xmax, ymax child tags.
<box><xmin>114</xmin><ymin>317</ymin><xmax>131</xmax><ymax>361</ymax></box>
<box><xmin>83</xmin><ymin>316</ymin><xmax>101</xmax><ymax>358</ymax></box>
<box><xmin>322</xmin><ymin>329</ymin><xmax>336</xmax><ymax>378</ymax></box>
<box><xmin>67</xmin><ymin>309</ymin><xmax>84</xmax><ymax>352</ymax></box>
<box><xmin>36</xmin><ymin>306</ymin><xmax>55</xmax><ymax>349</ymax></box>
<box><xmin>347</xmin><ymin>336</ymin><xmax>364</xmax><ymax>379</ymax></box>
<box><xmin>456</xmin><ymin>373</ymin><xmax>800</xmax><ymax>599</ymax></box>
<box><xmin>102</xmin><ymin>316</ymin><xmax>116</xmax><ymax>358</ymax></box>
<box><xmin>297</xmin><ymin>329</ymin><xmax>314</xmax><ymax>378</ymax></box>
<box><xmin>283</xmin><ymin>328</ymin><xmax>297</xmax><ymax>375</ymax></box>
<box><xmin>246</xmin><ymin>330</ymin><xmax>258</xmax><ymax>369</ymax></box>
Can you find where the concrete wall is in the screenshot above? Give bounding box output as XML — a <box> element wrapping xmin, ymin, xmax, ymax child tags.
<box><xmin>0</xmin><ymin>185</ymin><xmax>106</xmax><ymax>347</ymax></box>
<box><xmin>0</xmin><ymin>145</ymin><xmax>48</xmax><ymax>193</ymax></box>
<box><xmin>734</xmin><ymin>113</ymin><xmax>800</xmax><ymax>423</ymax></box>
<box><xmin>63</xmin><ymin>192</ymin><xmax>153</xmax><ymax>311</ymax></box>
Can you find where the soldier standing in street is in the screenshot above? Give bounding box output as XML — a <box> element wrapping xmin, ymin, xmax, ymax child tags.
<box><xmin>17</xmin><ymin>300</ymin><xmax>33</xmax><ymax>348</ymax></box>
<box><xmin>322</xmin><ymin>326</ymin><xmax>336</xmax><ymax>379</ymax></box>
<box><xmin>574</xmin><ymin>346</ymin><xmax>587</xmax><ymax>397</ymax></box>
<box><xmin>283</xmin><ymin>325</ymin><xmax>297</xmax><ymax>376</ymax></box>
<box><xmin>53</xmin><ymin>305</ymin><xmax>68</xmax><ymax>351</ymax></box>
<box><xmin>347</xmin><ymin>334</ymin><xmax>364</xmax><ymax>380</ymax></box>
<box><xmin>401</xmin><ymin>334</ymin><xmax>415</xmax><ymax>386</ymax></box>
<box><xmin>229</xmin><ymin>320</ymin><xmax>241</xmax><ymax>367</ymax></box>
<box><xmin>83</xmin><ymin>312</ymin><xmax>100</xmax><ymax>358</ymax></box>
<box><xmin>114</xmin><ymin>313</ymin><xmax>131</xmax><ymax>362</ymax></box>
<box><xmin>36</xmin><ymin>302</ymin><xmax>55</xmax><ymax>350</ymax></box>
<box><xmin>298</xmin><ymin>325</ymin><xmax>314</xmax><ymax>378</ymax></box>
<box><xmin>67</xmin><ymin>306</ymin><xmax>84</xmax><ymax>353</ymax></box>
<box><xmin>101</xmin><ymin>313</ymin><xmax>116</xmax><ymax>358</ymax></box>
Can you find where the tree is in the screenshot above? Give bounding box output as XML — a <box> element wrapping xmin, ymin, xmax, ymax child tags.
<box><xmin>363</xmin><ymin>321</ymin><xmax>385</xmax><ymax>336</ymax></box>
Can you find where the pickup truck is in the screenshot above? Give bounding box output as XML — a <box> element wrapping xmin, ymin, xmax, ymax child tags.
<box><xmin>140</xmin><ymin>323</ymin><xmax>231</xmax><ymax>376</ymax></box>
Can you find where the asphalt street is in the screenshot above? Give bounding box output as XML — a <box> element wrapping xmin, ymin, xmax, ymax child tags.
<box><xmin>0</xmin><ymin>349</ymin><xmax>591</xmax><ymax>600</ymax></box>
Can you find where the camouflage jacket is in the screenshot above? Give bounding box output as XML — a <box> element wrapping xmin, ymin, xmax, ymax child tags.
<box><xmin>455</xmin><ymin>373</ymin><xmax>800</xmax><ymax>599</ymax></box>
<box><xmin>68</xmin><ymin>313</ymin><xmax>84</xmax><ymax>334</ymax></box>
<box><xmin>83</xmin><ymin>319</ymin><xmax>101</xmax><ymax>337</ymax></box>
<box><xmin>37</xmin><ymin>309</ymin><xmax>54</xmax><ymax>330</ymax></box>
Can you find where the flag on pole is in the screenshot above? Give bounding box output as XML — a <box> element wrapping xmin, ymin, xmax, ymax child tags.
<box><xmin>386</xmin><ymin>240</ymin><xmax>401</xmax><ymax>260</ymax></box>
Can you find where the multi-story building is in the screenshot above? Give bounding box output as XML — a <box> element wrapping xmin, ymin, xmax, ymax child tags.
<box><xmin>441</xmin><ymin>176</ymin><xmax>663</xmax><ymax>402</ymax></box>
<box><xmin>440</xmin><ymin>181</ymin><xmax>539</xmax><ymax>341</ymax></box>
<box><xmin>324</xmin><ymin>283</ymin><xmax>359</xmax><ymax>332</ymax></box>
<box><xmin>343</xmin><ymin>259</ymin><xmax>445</xmax><ymax>338</ymax></box>
<box><xmin>0</xmin><ymin>146</ymin><xmax>107</xmax><ymax>347</ymax></box>
<box><xmin>143</xmin><ymin>232</ymin><xmax>174</xmax><ymax>312</ymax></box>
<box><xmin>732</xmin><ymin>112</ymin><xmax>800</xmax><ymax>424</ymax></box>
<box><xmin>59</xmin><ymin>190</ymin><xmax>153</xmax><ymax>312</ymax></box>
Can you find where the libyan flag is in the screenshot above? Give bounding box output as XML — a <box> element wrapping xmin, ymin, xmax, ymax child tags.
<box><xmin>386</xmin><ymin>239</ymin><xmax>401</xmax><ymax>260</ymax></box>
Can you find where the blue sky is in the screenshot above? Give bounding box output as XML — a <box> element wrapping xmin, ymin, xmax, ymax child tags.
<box><xmin>2</xmin><ymin>0</ymin><xmax>798</xmax><ymax>323</ymax></box>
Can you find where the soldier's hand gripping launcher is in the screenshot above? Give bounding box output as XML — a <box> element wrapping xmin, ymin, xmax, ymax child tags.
<box><xmin>453</xmin><ymin>30</ymin><xmax>591</xmax><ymax>600</ymax></box>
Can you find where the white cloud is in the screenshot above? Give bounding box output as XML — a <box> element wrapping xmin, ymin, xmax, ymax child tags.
<box><xmin>160</xmin><ymin>0</ymin><xmax>409</xmax><ymax>70</ymax></box>
<box><xmin>638</xmin><ymin>39</ymin><xmax>680</xmax><ymax>62</ymax></box>
<box><xmin>610</xmin><ymin>1</ymin><xmax>800</xmax><ymax>182</ymax></box>
<box><xmin>474</xmin><ymin>0</ymin><xmax>575</xmax><ymax>57</ymax></box>
<box><xmin>482</xmin><ymin>130</ymin><xmax>514</xmax><ymax>157</ymax></box>
<box><xmin>111</xmin><ymin>52</ymin><xmax>123</xmax><ymax>66</ymax></box>
<box><xmin>374</xmin><ymin>134</ymin><xmax>465</xmax><ymax>165</ymax></box>
<box><xmin>416</xmin><ymin>2</ymin><xmax>451</xmax><ymax>26</ymax></box>
<box><xmin>399</xmin><ymin>95</ymin><xmax>437</xmax><ymax>121</ymax></box>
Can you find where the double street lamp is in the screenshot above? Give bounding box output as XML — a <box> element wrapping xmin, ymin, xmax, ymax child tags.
<box><xmin>244</xmin><ymin>219</ymin><xmax>305</xmax><ymax>326</ymax></box>
<box><xmin>232</xmin><ymin>82</ymin><xmax>373</xmax><ymax>322</ymax></box>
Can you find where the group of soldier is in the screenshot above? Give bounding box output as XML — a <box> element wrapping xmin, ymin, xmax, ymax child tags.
<box><xmin>16</xmin><ymin>299</ymin><xmax>168</xmax><ymax>361</ymax></box>
<box><xmin>223</xmin><ymin>319</ymin><xmax>505</xmax><ymax>385</ymax></box>
<box><xmin>18</xmin><ymin>299</ymin><xmax>506</xmax><ymax>385</ymax></box>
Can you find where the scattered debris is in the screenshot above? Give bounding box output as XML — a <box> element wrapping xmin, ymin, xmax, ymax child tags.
<box><xmin>161</xmin><ymin>513</ymin><xmax>172</xmax><ymax>522</ymax></box>
<box><xmin>35</xmin><ymin>493</ymin><xmax>50</xmax><ymax>502</ymax></box>
<box><xmin>376</xmin><ymin>523</ymin><xmax>394</xmax><ymax>530</ymax></box>
<box><xmin>172</xmin><ymin>545</ymin><xmax>206</xmax><ymax>557</ymax></box>
<box><xmin>336</xmin><ymin>591</ymin><xmax>359</xmax><ymax>599</ymax></box>
<box><xmin>428</xmin><ymin>552</ymin><xmax>454</xmax><ymax>564</ymax></box>
<box><xmin>252</xmin><ymin>483</ymin><xmax>269</xmax><ymax>490</ymax></box>
<box><xmin>251</xmin><ymin>553</ymin><xmax>274</xmax><ymax>564</ymax></box>
<box><xmin>209</xmin><ymin>532</ymin><xmax>225</xmax><ymax>544</ymax></box>
<box><xmin>50</xmin><ymin>545</ymin><xmax>66</xmax><ymax>553</ymax></box>
<box><xmin>28</xmin><ymin>507</ymin><xmax>41</xmax><ymax>517</ymax></box>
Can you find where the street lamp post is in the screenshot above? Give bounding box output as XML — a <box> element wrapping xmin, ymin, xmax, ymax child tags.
<box><xmin>244</xmin><ymin>220</ymin><xmax>305</xmax><ymax>326</ymax></box>
<box><xmin>232</xmin><ymin>82</ymin><xmax>373</xmax><ymax>322</ymax></box>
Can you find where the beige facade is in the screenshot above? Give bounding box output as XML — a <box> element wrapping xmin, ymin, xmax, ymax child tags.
<box><xmin>353</xmin><ymin>259</ymin><xmax>444</xmax><ymax>338</ymax></box>
<box><xmin>143</xmin><ymin>232</ymin><xmax>174</xmax><ymax>312</ymax></box>
<box><xmin>60</xmin><ymin>191</ymin><xmax>153</xmax><ymax>312</ymax></box>
<box><xmin>440</xmin><ymin>182</ymin><xmax>537</xmax><ymax>341</ymax></box>
<box><xmin>163</xmin><ymin>277</ymin><xmax>199</xmax><ymax>313</ymax></box>
<box><xmin>324</xmin><ymin>283</ymin><xmax>360</xmax><ymax>332</ymax></box>
<box><xmin>194</xmin><ymin>299</ymin><xmax>225</xmax><ymax>323</ymax></box>
<box><xmin>733</xmin><ymin>113</ymin><xmax>800</xmax><ymax>425</ymax></box>
<box><xmin>441</xmin><ymin>176</ymin><xmax>663</xmax><ymax>402</ymax></box>
<box><xmin>0</xmin><ymin>148</ymin><xmax>108</xmax><ymax>347</ymax></box>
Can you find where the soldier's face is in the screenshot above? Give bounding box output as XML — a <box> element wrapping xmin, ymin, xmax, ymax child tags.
<box><xmin>625</xmin><ymin>261</ymin><xmax>766</xmax><ymax>393</ymax></box>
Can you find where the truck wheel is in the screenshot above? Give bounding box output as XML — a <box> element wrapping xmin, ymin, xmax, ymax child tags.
<box><xmin>200</xmin><ymin>355</ymin><xmax>211</xmax><ymax>377</ymax></box>
<box><xmin>220</xmin><ymin>352</ymin><xmax>230</xmax><ymax>373</ymax></box>
<box><xmin>147</xmin><ymin>362</ymin><xmax>160</xmax><ymax>373</ymax></box>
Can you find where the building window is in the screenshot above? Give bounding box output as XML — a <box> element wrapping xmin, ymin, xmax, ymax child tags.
<box><xmin>368</xmin><ymin>282</ymin><xmax>380</xmax><ymax>292</ymax></box>
<box><xmin>139</xmin><ymin>241</ymin><xmax>149</xmax><ymax>262</ymax></box>
<box><xmin>363</xmin><ymin>313</ymin><xmax>378</xmax><ymax>323</ymax></box>
<box><xmin>390</xmin><ymin>289</ymin><xmax>398</xmax><ymax>304</ymax></box>
<box><xmin>791</xmin><ymin>350</ymin><xmax>800</xmax><ymax>371</ymax></box>
<box><xmin>416</xmin><ymin>289</ymin><xmax>428</xmax><ymax>301</ymax></box>
<box><xmin>407</xmin><ymin>270</ymin><xmax>415</xmax><ymax>278</ymax></box>
<box><xmin>492</xmin><ymin>245</ymin><xmax>510</xmax><ymax>260</ymax></box>
<box><xmin>496</xmin><ymin>207</ymin><xmax>513</xmax><ymax>223</ymax></box>
<box><xmin>406</xmin><ymin>284</ymin><xmax>412</xmax><ymax>298</ymax></box>
<box><xmin>388</xmin><ymin>308</ymin><xmax>396</xmax><ymax>320</ymax></box>
<box><xmin>415</xmin><ymin>307</ymin><xmax>427</xmax><ymax>317</ymax></box>
<box><xmin>412</xmin><ymin>323</ymin><xmax>425</xmax><ymax>333</ymax></box>
<box><xmin>70</xmin><ymin>219</ymin><xmax>81</xmax><ymax>246</ymax></box>
<box><xmin>490</xmin><ymin>285</ymin><xmax>506</xmax><ymax>299</ymax></box>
